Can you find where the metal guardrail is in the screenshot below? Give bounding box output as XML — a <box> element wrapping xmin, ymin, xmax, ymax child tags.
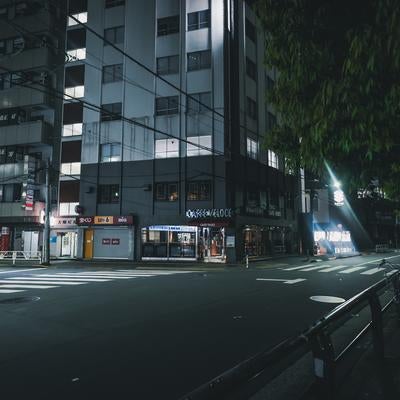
<box><xmin>0</xmin><ymin>251</ymin><xmax>42</xmax><ymax>265</ymax></box>
<box><xmin>376</xmin><ymin>243</ymin><xmax>389</xmax><ymax>253</ymax></box>
<box><xmin>180</xmin><ymin>260</ymin><xmax>400</xmax><ymax>400</ymax></box>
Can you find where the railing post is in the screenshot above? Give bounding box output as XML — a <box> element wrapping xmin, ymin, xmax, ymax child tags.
<box><xmin>12</xmin><ymin>251</ymin><xmax>16</xmax><ymax>265</ymax></box>
<box><xmin>311</xmin><ymin>331</ymin><xmax>335</xmax><ymax>399</ymax></box>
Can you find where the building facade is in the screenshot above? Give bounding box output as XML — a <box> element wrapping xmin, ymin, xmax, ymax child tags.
<box><xmin>0</xmin><ymin>0</ymin><xmax>64</xmax><ymax>255</ymax></box>
<box><xmin>56</xmin><ymin>0</ymin><xmax>300</xmax><ymax>262</ymax></box>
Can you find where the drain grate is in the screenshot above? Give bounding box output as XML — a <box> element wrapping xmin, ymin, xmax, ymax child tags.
<box><xmin>0</xmin><ymin>296</ymin><xmax>40</xmax><ymax>304</ymax></box>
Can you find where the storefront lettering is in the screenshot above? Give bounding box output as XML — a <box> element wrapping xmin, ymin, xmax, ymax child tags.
<box><xmin>102</xmin><ymin>238</ymin><xmax>111</xmax><ymax>245</ymax></box>
<box><xmin>76</xmin><ymin>216</ymin><xmax>134</xmax><ymax>226</ymax></box>
<box><xmin>186</xmin><ymin>208</ymin><xmax>233</xmax><ymax>219</ymax></box>
<box><xmin>111</xmin><ymin>238</ymin><xmax>120</xmax><ymax>245</ymax></box>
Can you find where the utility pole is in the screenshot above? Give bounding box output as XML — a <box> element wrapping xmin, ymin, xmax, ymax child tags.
<box><xmin>42</xmin><ymin>159</ymin><xmax>51</xmax><ymax>265</ymax></box>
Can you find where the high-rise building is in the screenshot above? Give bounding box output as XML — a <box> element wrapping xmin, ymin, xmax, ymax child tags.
<box><xmin>0</xmin><ymin>0</ymin><xmax>64</xmax><ymax>255</ymax></box>
<box><xmin>54</xmin><ymin>0</ymin><xmax>300</xmax><ymax>262</ymax></box>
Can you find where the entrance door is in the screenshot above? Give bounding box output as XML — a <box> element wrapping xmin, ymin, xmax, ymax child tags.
<box><xmin>200</xmin><ymin>227</ymin><xmax>225</xmax><ymax>262</ymax></box>
<box><xmin>84</xmin><ymin>229</ymin><xmax>94</xmax><ymax>259</ymax></box>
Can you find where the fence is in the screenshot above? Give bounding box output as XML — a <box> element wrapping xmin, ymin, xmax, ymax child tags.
<box><xmin>0</xmin><ymin>251</ymin><xmax>42</xmax><ymax>265</ymax></box>
<box><xmin>180</xmin><ymin>265</ymin><xmax>400</xmax><ymax>400</ymax></box>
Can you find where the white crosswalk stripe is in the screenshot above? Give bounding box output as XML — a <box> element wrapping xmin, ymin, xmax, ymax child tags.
<box><xmin>0</xmin><ymin>289</ymin><xmax>25</xmax><ymax>293</ymax></box>
<box><xmin>298</xmin><ymin>265</ymin><xmax>331</xmax><ymax>272</ymax></box>
<box><xmin>37</xmin><ymin>275</ymin><xmax>111</xmax><ymax>282</ymax></box>
<box><xmin>0</xmin><ymin>284</ymin><xmax>57</xmax><ymax>289</ymax></box>
<box><xmin>360</xmin><ymin>267</ymin><xmax>384</xmax><ymax>275</ymax></box>
<box><xmin>283</xmin><ymin>264</ymin><xmax>315</xmax><ymax>271</ymax></box>
<box><xmin>319</xmin><ymin>265</ymin><xmax>349</xmax><ymax>272</ymax></box>
<box><xmin>0</xmin><ymin>279</ymin><xmax>86</xmax><ymax>285</ymax></box>
<box><xmin>339</xmin><ymin>266</ymin><xmax>367</xmax><ymax>274</ymax></box>
<box><xmin>55</xmin><ymin>274</ymin><xmax>137</xmax><ymax>279</ymax></box>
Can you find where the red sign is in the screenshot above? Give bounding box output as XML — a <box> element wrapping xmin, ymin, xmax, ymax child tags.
<box><xmin>111</xmin><ymin>238</ymin><xmax>120</xmax><ymax>245</ymax></box>
<box><xmin>102</xmin><ymin>238</ymin><xmax>111</xmax><ymax>245</ymax></box>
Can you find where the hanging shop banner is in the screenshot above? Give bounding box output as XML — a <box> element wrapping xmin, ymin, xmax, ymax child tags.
<box><xmin>24</xmin><ymin>155</ymin><xmax>36</xmax><ymax>211</ymax></box>
<box><xmin>186</xmin><ymin>208</ymin><xmax>233</xmax><ymax>219</ymax></box>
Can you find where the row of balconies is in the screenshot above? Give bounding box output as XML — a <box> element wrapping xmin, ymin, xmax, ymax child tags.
<box><xmin>0</xmin><ymin>120</ymin><xmax>52</xmax><ymax>146</ymax></box>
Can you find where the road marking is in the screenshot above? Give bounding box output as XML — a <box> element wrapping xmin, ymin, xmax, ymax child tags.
<box><xmin>0</xmin><ymin>268</ymin><xmax>47</xmax><ymax>274</ymax></box>
<box><xmin>0</xmin><ymin>284</ymin><xmax>56</xmax><ymax>289</ymax></box>
<box><xmin>360</xmin><ymin>267</ymin><xmax>385</xmax><ymax>275</ymax></box>
<box><xmin>77</xmin><ymin>272</ymin><xmax>154</xmax><ymax>277</ymax></box>
<box><xmin>339</xmin><ymin>266</ymin><xmax>367</xmax><ymax>274</ymax></box>
<box><xmin>0</xmin><ymin>279</ymin><xmax>86</xmax><ymax>285</ymax></box>
<box><xmin>319</xmin><ymin>265</ymin><xmax>349</xmax><ymax>273</ymax></box>
<box><xmin>299</xmin><ymin>265</ymin><xmax>331</xmax><ymax>271</ymax></box>
<box><xmin>256</xmin><ymin>278</ymin><xmax>306</xmax><ymax>285</ymax></box>
<box><xmin>35</xmin><ymin>275</ymin><xmax>111</xmax><ymax>282</ymax></box>
<box><xmin>310</xmin><ymin>295</ymin><xmax>346</xmax><ymax>304</ymax></box>
<box><xmin>116</xmin><ymin>270</ymin><xmax>193</xmax><ymax>274</ymax></box>
<box><xmin>355</xmin><ymin>254</ymin><xmax>400</xmax><ymax>267</ymax></box>
<box><xmin>0</xmin><ymin>289</ymin><xmax>25</xmax><ymax>293</ymax></box>
<box><xmin>55</xmin><ymin>274</ymin><xmax>135</xmax><ymax>279</ymax></box>
<box><xmin>283</xmin><ymin>264</ymin><xmax>315</xmax><ymax>271</ymax></box>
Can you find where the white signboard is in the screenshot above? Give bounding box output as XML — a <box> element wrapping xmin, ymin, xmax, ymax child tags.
<box><xmin>226</xmin><ymin>236</ymin><xmax>235</xmax><ymax>248</ymax></box>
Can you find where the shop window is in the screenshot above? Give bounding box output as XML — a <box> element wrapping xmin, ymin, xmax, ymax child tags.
<box><xmin>156</xmin><ymin>55</ymin><xmax>179</xmax><ymax>75</ymax></box>
<box><xmin>186</xmin><ymin>135</ymin><xmax>212</xmax><ymax>157</ymax></box>
<box><xmin>101</xmin><ymin>143</ymin><xmax>121</xmax><ymax>162</ymax></box>
<box><xmin>246</xmin><ymin>97</ymin><xmax>257</xmax><ymax>120</ymax></box>
<box><xmin>187</xmin><ymin>50</ymin><xmax>211</xmax><ymax>71</ymax></box>
<box><xmin>246</xmin><ymin>137</ymin><xmax>258</xmax><ymax>160</ymax></box>
<box><xmin>246</xmin><ymin>57</ymin><xmax>257</xmax><ymax>81</ymax></box>
<box><xmin>187</xmin><ymin>180</ymin><xmax>211</xmax><ymax>201</ymax></box>
<box><xmin>155</xmin><ymin>138</ymin><xmax>179</xmax><ymax>158</ymax></box>
<box><xmin>187</xmin><ymin>92</ymin><xmax>211</xmax><ymax>114</ymax></box>
<box><xmin>187</xmin><ymin>10</ymin><xmax>210</xmax><ymax>31</ymax></box>
<box><xmin>155</xmin><ymin>96</ymin><xmax>179</xmax><ymax>116</ymax></box>
<box><xmin>105</xmin><ymin>0</ymin><xmax>124</xmax><ymax>8</ymax></box>
<box><xmin>268</xmin><ymin>149</ymin><xmax>279</xmax><ymax>169</ymax></box>
<box><xmin>157</xmin><ymin>16</ymin><xmax>179</xmax><ymax>36</ymax></box>
<box><xmin>98</xmin><ymin>184</ymin><xmax>120</xmax><ymax>203</ymax></box>
<box><xmin>245</xmin><ymin>18</ymin><xmax>256</xmax><ymax>43</ymax></box>
<box><xmin>100</xmin><ymin>102</ymin><xmax>122</xmax><ymax>121</ymax></box>
<box><xmin>103</xmin><ymin>64</ymin><xmax>123</xmax><ymax>83</ymax></box>
<box><xmin>155</xmin><ymin>182</ymin><xmax>178</xmax><ymax>201</ymax></box>
<box><xmin>104</xmin><ymin>26</ymin><xmax>124</xmax><ymax>45</ymax></box>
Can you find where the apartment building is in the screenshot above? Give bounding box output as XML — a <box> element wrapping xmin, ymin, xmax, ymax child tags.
<box><xmin>55</xmin><ymin>0</ymin><xmax>299</xmax><ymax>262</ymax></box>
<box><xmin>0</xmin><ymin>0</ymin><xmax>64</xmax><ymax>255</ymax></box>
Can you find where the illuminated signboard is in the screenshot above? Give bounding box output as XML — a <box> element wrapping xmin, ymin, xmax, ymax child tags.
<box><xmin>334</xmin><ymin>189</ymin><xmax>344</xmax><ymax>206</ymax></box>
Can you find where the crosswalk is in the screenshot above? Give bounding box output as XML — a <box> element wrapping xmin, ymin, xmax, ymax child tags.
<box><xmin>0</xmin><ymin>270</ymin><xmax>194</xmax><ymax>295</ymax></box>
<box><xmin>282</xmin><ymin>263</ymin><xmax>398</xmax><ymax>276</ymax></box>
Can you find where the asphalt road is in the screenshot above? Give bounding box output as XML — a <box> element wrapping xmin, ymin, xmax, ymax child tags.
<box><xmin>0</xmin><ymin>253</ymin><xmax>399</xmax><ymax>399</ymax></box>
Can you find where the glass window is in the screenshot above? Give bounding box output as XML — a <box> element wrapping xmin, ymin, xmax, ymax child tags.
<box><xmin>156</xmin><ymin>55</ymin><xmax>179</xmax><ymax>75</ymax></box>
<box><xmin>186</xmin><ymin>135</ymin><xmax>212</xmax><ymax>157</ymax></box>
<box><xmin>98</xmin><ymin>184</ymin><xmax>120</xmax><ymax>203</ymax></box>
<box><xmin>246</xmin><ymin>138</ymin><xmax>258</xmax><ymax>160</ymax></box>
<box><xmin>188</xmin><ymin>10</ymin><xmax>210</xmax><ymax>31</ymax></box>
<box><xmin>187</xmin><ymin>92</ymin><xmax>211</xmax><ymax>113</ymax></box>
<box><xmin>100</xmin><ymin>102</ymin><xmax>122</xmax><ymax>121</ymax></box>
<box><xmin>187</xmin><ymin>180</ymin><xmax>211</xmax><ymax>201</ymax></box>
<box><xmin>101</xmin><ymin>143</ymin><xmax>121</xmax><ymax>162</ymax></box>
<box><xmin>246</xmin><ymin>57</ymin><xmax>257</xmax><ymax>81</ymax></box>
<box><xmin>246</xmin><ymin>18</ymin><xmax>256</xmax><ymax>42</ymax></box>
<box><xmin>104</xmin><ymin>26</ymin><xmax>124</xmax><ymax>45</ymax></box>
<box><xmin>103</xmin><ymin>64</ymin><xmax>123</xmax><ymax>83</ymax></box>
<box><xmin>187</xmin><ymin>50</ymin><xmax>211</xmax><ymax>71</ymax></box>
<box><xmin>157</xmin><ymin>16</ymin><xmax>179</xmax><ymax>36</ymax></box>
<box><xmin>268</xmin><ymin>150</ymin><xmax>279</xmax><ymax>169</ymax></box>
<box><xmin>105</xmin><ymin>0</ymin><xmax>124</xmax><ymax>8</ymax></box>
<box><xmin>155</xmin><ymin>182</ymin><xmax>178</xmax><ymax>201</ymax></box>
<box><xmin>246</xmin><ymin>97</ymin><xmax>257</xmax><ymax>120</ymax></box>
<box><xmin>155</xmin><ymin>96</ymin><xmax>179</xmax><ymax>116</ymax></box>
<box><xmin>155</xmin><ymin>138</ymin><xmax>179</xmax><ymax>158</ymax></box>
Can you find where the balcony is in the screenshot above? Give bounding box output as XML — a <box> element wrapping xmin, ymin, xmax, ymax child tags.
<box><xmin>0</xmin><ymin>47</ymin><xmax>54</xmax><ymax>72</ymax></box>
<box><xmin>0</xmin><ymin>201</ymin><xmax>45</xmax><ymax>218</ymax></box>
<box><xmin>0</xmin><ymin>84</ymin><xmax>50</xmax><ymax>109</ymax></box>
<box><xmin>0</xmin><ymin>120</ymin><xmax>52</xmax><ymax>146</ymax></box>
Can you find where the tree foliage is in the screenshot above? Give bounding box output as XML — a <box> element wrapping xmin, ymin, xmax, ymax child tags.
<box><xmin>255</xmin><ymin>0</ymin><xmax>400</xmax><ymax>197</ymax></box>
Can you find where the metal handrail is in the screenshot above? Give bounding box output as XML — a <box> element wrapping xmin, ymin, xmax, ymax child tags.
<box><xmin>180</xmin><ymin>265</ymin><xmax>400</xmax><ymax>400</ymax></box>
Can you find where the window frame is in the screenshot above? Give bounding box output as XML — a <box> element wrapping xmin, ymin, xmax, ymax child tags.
<box><xmin>187</xmin><ymin>50</ymin><xmax>211</xmax><ymax>72</ymax></box>
<box><xmin>186</xmin><ymin>180</ymin><xmax>212</xmax><ymax>201</ymax></box>
<box><xmin>154</xmin><ymin>182</ymin><xmax>179</xmax><ymax>202</ymax></box>
<box><xmin>100</xmin><ymin>142</ymin><xmax>122</xmax><ymax>162</ymax></box>
<box><xmin>155</xmin><ymin>96</ymin><xmax>179</xmax><ymax>116</ymax></box>
<box><xmin>100</xmin><ymin>102</ymin><xmax>122</xmax><ymax>122</ymax></box>
<box><xmin>246</xmin><ymin>97</ymin><xmax>258</xmax><ymax>120</ymax></box>
<box><xmin>187</xmin><ymin>9</ymin><xmax>210</xmax><ymax>31</ymax></box>
<box><xmin>98</xmin><ymin>184</ymin><xmax>120</xmax><ymax>204</ymax></box>
<box><xmin>104</xmin><ymin>25</ymin><xmax>124</xmax><ymax>45</ymax></box>
<box><xmin>157</xmin><ymin>15</ymin><xmax>179</xmax><ymax>36</ymax></box>
<box><xmin>156</xmin><ymin>55</ymin><xmax>179</xmax><ymax>75</ymax></box>
<box><xmin>102</xmin><ymin>63</ymin><xmax>123</xmax><ymax>83</ymax></box>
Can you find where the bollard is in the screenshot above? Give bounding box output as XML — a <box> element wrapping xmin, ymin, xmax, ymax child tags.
<box><xmin>12</xmin><ymin>251</ymin><xmax>16</xmax><ymax>265</ymax></box>
<box><xmin>246</xmin><ymin>255</ymin><xmax>249</xmax><ymax>269</ymax></box>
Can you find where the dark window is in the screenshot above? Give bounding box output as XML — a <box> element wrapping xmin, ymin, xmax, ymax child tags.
<box><xmin>155</xmin><ymin>182</ymin><xmax>178</xmax><ymax>201</ymax></box>
<box><xmin>98</xmin><ymin>184</ymin><xmax>120</xmax><ymax>203</ymax></box>
<box><xmin>266</xmin><ymin>111</ymin><xmax>277</xmax><ymax>131</ymax></box>
<box><xmin>187</xmin><ymin>50</ymin><xmax>211</xmax><ymax>71</ymax></box>
<box><xmin>104</xmin><ymin>26</ymin><xmax>124</xmax><ymax>45</ymax></box>
<box><xmin>266</xmin><ymin>75</ymin><xmax>275</xmax><ymax>92</ymax></box>
<box><xmin>0</xmin><ymin>73</ymin><xmax>10</xmax><ymax>90</ymax></box>
<box><xmin>187</xmin><ymin>180</ymin><xmax>211</xmax><ymax>201</ymax></box>
<box><xmin>246</xmin><ymin>97</ymin><xmax>257</xmax><ymax>120</ymax></box>
<box><xmin>155</xmin><ymin>96</ymin><xmax>179</xmax><ymax>116</ymax></box>
<box><xmin>100</xmin><ymin>102</ymin><xmax>122</xmax><ymax>121</ymax></box>
<box><xmin>187</xmin><ymin>10</ymin><xmax>210</xmax><ymax>31</ymax></box>
<box><xmin>59</xmin><ymin>181</ymin><xmax>80</xmax><ymax>202</ymax></box>
<box><xmin>100</xmin><ymin>143</ymin><xmax>121</xmax><ymax>162</ymax></box>
<box><xmin>156</xmin><ymin>55</ymin><xmax>179</xmax><ymax>75</ymax></box>
<box><xmin>246</xmin><ymin>57</ymin><xmax>256</xmax><ymax>81</ymax></box>
<box><xmin>63</xmin><ymin>103</ymin><xmax>83</xmax><ymax>124</ymax></box>
<box><xmin>102</xmin><ymin>64</ymin><xmax>123</xmax><ymax>83</ymax></box>
<box><xmin>65</xmin><ymin>65</ymin><xmax>85</xmax><ymax>87</ymax></box>
<box><xmin>66</xmin><ymin>28</ymin><xmax>86</xmax><ymax>50</ymax></box>
<box><xmin>157</xmin><ymin>15</ymin><xmax>179</xmax><ymax>36</ymax></box>
<box><xmin>69</xmin><ymin>0</ymin><xmax>88</xmax><ymax>14</ymax></box>
<box><xmin>61</xmin><ymin>141</ymin><xmax>82</xmax><ymax>163</ymax></box>
<box><xmin>187</xmin><ymin>92</ymin><xmax>211</xmax><ymax>113</ymax></box>
<box><xmin>105</xmin><ymin>0</ymin><xmax>124</xmax><ymax>8</ymax></box>
<box><xmin>245</xmin><ymin>18</ymin><xmax>256</xmax><ymax>42</ymax></box>
<box><xmin>1</xmin><ymin>183</ymin><xmax>22</xmax><ymax>202</ymax></box>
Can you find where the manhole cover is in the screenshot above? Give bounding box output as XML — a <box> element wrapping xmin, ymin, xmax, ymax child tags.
<box><xmin>0</xmin><ymin>296</ymin><xmax>40</xmax><ymax>305</ymax></box>
<box><xmin>310</xmin><ymin>295</ymin><xmax>346</xmax><ymax>304</ymax></box>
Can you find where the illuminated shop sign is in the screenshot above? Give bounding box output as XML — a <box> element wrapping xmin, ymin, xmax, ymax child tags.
<box><xmin>147</xmin><ymin>225</ymin><xmax>197</xmax><ymax>232</ymax></box>
<box><xmin>76</xmin><ymin>216</ymin><xmax>133</xmax><ymax>225</ymax></box>
<box><xmin>186</xmin><ymin>208</ymin><xmax>233</xmax><ymax>219</ymax></box>
<box><xmin>334</xmin><ymin>189</ymin><xmax>344</xmax><ymax>206</ymax></box>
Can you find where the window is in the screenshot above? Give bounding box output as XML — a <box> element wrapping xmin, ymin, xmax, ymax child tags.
<box><xmin>101</xmin><ymin>143</ymin><xmax>121</xmax><ymax>162</ymax></box>
<box><xmin>155</xmin><ymin>138</ymin><xmax>179</xmax><ymax>158</ymax></box>
<box><xmin>187</xmin><ymin>92</ymin><xmax>211</xmax><ymax>113</ymax></box>
<box><xmin>63</xmin><ymin>102</ymin><xmax>83</xmax><ymax>125</ymax></box>
<box><xmin>59</xmin><ymin>202</ymin><xmax>79</xmax><ymax>216</ymax></box>
<box><xmin>100</xmin><ymin>102</ymin><xmax>122</xmax><ymax>121</ymax></box>
<box><xmin>156</xmin><ymin>55</ymin><xmax>179</xmax><ymax>75</ymax></box>
<box><xmin>157</xmin><ymin>16</ymin><xmax>179</xmax><ymax>36</ymax></box>
<box><xmin>104</xmin><ymin>26</ymin><xmax>124</xmax><ymax>45</ymax></box>
<box><xmin>187</xmin><ymin>181</ymin><xmax>211</xmax><ymax>201</ymax></box>
<box><xmin>155</xmin><ymin>182</ymin><xmax>178</xmax><ymax>201</ymax></box>
<box><xmin>285</xmin><ymin>158</ymin><xmax>295</xmax><ymax>175</ymax></box>
<box><xmin>266</xmin><ymin>75</ymin><xmax>275</xmax><ymax>92</ymax></box>
<box><xmin>268</xmin><ymin>150</ymin><xmax>279</xmax><ymax>169</ymax></box>
<box><xmin>68</xmin><ymin>12</ymin><xmax>87</xmax><ymax>26</ymax></box>
<box><xmin>187</xmin><ymin>50</ymin><xmax>211</xmax><ymax>71</ymax></box>
<box><xmin>0</xmin><ymin>183</ymin><xmax>22</xmax><ymax>202</ymax></box>
<box><xmin>155</xmin><ymin>96</ymin><xmax>179</xmax><ymax>116</ymax></box>
<box><xmin>0</xmin><ymin>73</ymin><xmax>10</xmax><ymax>90</ymax></box>
<box><xmin>246</xmin><ymin>97</ymin><xmax>257</xmax><ymax>120</ymax></box>
<box><xmin>186</xmin><ymin>135</ymin><xmax>212</xmax><ymax>157</ymax></box>
<box><xmin>246</xmin><ymin>57</ymin><xmax>256</xmax><ymax>81</ymax></box>
<box><xmin>246</xmin><ymin>18</ymin><xmax>256</xmax><ymax>42</ymax></box>
<box><xmin>98</xmin><ymin>184</ymin><xmax>120</xmax><ymax>203</ymax></box>
<box><xmin>266</xmin><ymin>111</ymin><xmax>277</xmax><ymax>131</ymax></box>
<box><xmin>105</xmin><ymin>0</ymin><xmax>124</xmax><ymax>8</ymax></box>
<box><xmin>247</xmin><ymin>138</ymin><xmax>258</xmax><ymax>160</ymax></box>
<box><xmin>103</xmin><ymin>64</ymin><xmax>123</xmax><ymax>83</ymax></box>
<box><xmin>187</xmin><ymin>10</ymin><xmax>210</xmax><ymax>31</ymax></box>
<box><xmin>61</xmin><ymin>162</ymin><xmax>81</xmax><ymax>175</ymax></box>
<box><xmin>67</xmin><ymin>28</ymin><xmax>86</xmax><ymax>50</ymax></box>
<box><xmin>63</xmin><ymin>123</ymin><xmax>83</xmax><ymax>136</ymax></box>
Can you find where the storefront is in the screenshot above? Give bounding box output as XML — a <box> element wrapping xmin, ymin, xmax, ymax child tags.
<box><xmin>243</xmin><ymin>225</ymin><xmax>288</xmax><ymax>256</ymax></box>
<box><xmin>50</xmin><ymin>216</ymin><xmax>78</xmax><ymax>258</ymax></box>
<box><xmin>77</xmin><ymin>216</ymin><xmax>134</xmax><ymax>260</ymax></box>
